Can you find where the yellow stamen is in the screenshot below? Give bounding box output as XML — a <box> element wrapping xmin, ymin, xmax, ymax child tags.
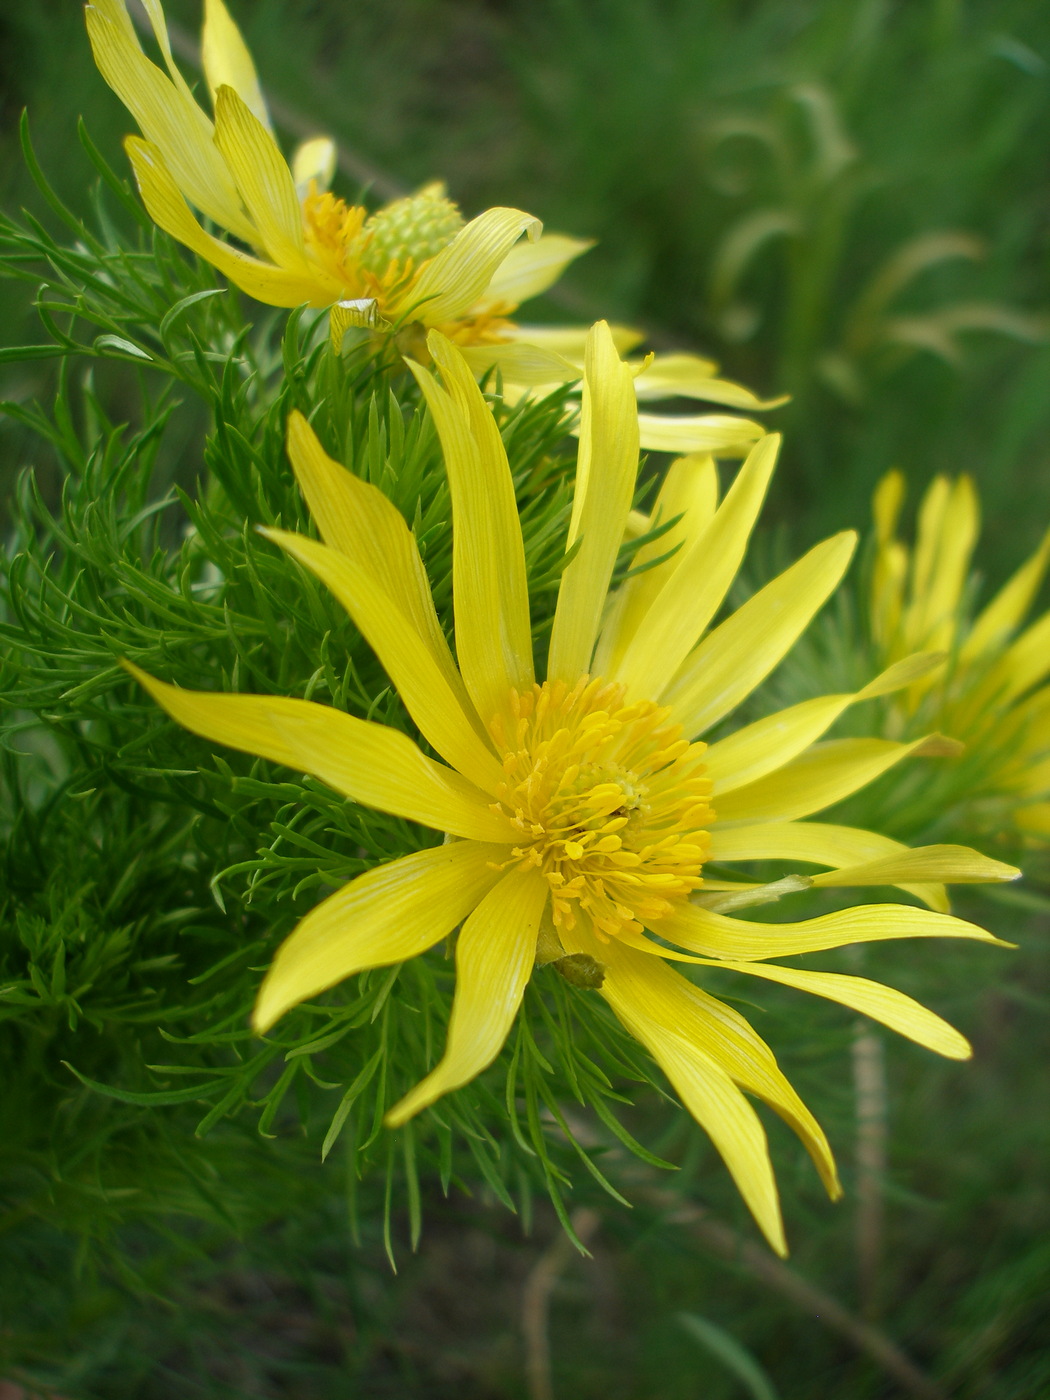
<box><xmin>490</xmin><ymin>677</ymin><xmax>714</xmax><ymax>938</ymax></box>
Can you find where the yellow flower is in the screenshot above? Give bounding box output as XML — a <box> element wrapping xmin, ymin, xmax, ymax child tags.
<box><xmin>85</xmin><ymin>0</ymin><xmax>772</xmax><ymax>456</ymax></box>
<box><xmin>86</xmin><ymin>1</ymin><xmax>540</xmax><ymax>329</ymax></box>
<box><xmin>872</xmin><ymin>468</ymin><xmax>1050</xmax><ymax>844</ymax></box>
<box><xmin>129</xmin><ymin>324</ymin><xmax>1015</xmax><ymax>1254</ymax></box>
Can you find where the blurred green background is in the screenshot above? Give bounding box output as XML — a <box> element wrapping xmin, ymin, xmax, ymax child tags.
<box><xmin>1</xmin><ymin>0</ymin><xmax>1049</xmax><ymax>1396</ymax></box>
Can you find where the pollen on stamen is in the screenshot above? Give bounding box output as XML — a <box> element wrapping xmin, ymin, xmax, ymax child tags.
<box><xmin>489</xmin><ymin>677</ymin><xmax>714</xmax><ymax>942</ymax></box>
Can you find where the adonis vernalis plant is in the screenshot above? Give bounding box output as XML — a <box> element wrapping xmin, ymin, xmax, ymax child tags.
<box><xmin>129</xmin><ymin>322</ymin><xmax>1016</xmax><ymax>1254</ymax></box>
<box><xmin>871</xmin><ymin>469</ymin><xmax>1050</xmax><ymax>850</ymax></box>
<box><xmin>84</xmin><ymin>0</ymin><xmax>776</xmax><ymax>455</ymax></box>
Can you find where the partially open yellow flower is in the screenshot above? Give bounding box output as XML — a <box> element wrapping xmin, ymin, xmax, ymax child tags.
<box><xmin>872</xmin><ymin>469</ymin><xmax>1050</xmax><ymax>844</ymax></box>
<box><xmin>85</xmin><ymin>0</ymin><xmax>540</xmax><ymax>331</ymax></box>
<box><xmin>130</xmin><ymin>324</ymin><xmax>1015</xmax><ymax>1253</ymax></box>
<box><xmin>85</xmin><ymin>0</ymin><xmax>773</xmax><ymax>456</ymax></box>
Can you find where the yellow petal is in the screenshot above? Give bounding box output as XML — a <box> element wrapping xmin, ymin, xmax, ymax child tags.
<box><xmin>458</xmin><ymin>341</ymin><xmax>582</xmax><ymax>386</ymax></box>
<box><xmin>659</xmin><ymin>898</ymin><xmax>1007</xmax><ymax>962</ymax></box>
<box><xmin>703</xmin><ymin>652</ymin><xmax>946</xmax><ymax>796</ymax></box>
<box><xmin>636</xmin><ymin>412</ymin><xmax>765</xmax><ymax>456</ymax></box>
<box><xmin>548</xmin><ymin>322</ymin><xmax>640</xmax><ymax>683</ymax></box>
<box><xmin>809</xmin><ymin>844</ymin><xmax>1018</xmax><ymax>889</ymax></box>
<box><xmin>505</xmin><ymin>323</ymin><xmax>646</xmax><ymax>358</ymax></box>
<box><xmin>708</xmin><ymin>819</ymin><xmax>948</xmax><ymax>912</ymax></box>
<box><xmin>291</xmin><ymin>136</ymin><xmax>338</xmax><ymax>198</ymax></box>
<box><xmin>253</xmin><ymin>840</ymin><xmax>505</xmax><ymax>1032</ymax></box>
<box><xmin>871</xmin><ymin>538</ymin><xmax>908</xmax><ymax>655</ymax></box>
<box><xmin>408</xmin><ymin>335</ymin><xmax>534</xmax><ymax>724</ymax></box>
<box><xmin>613</xmin><ymin>435</ymin><xmax>780</xmax><ymax>702</ymax></box>
<box><xmin>594</xmin><ymin>453</ymin><xmax>718</xmax><ymax>676</ymax></box>
<box><xmin>260</xmin><ymin>527</ymin><xmax>505</xmax><ymax>794</ymax></box>
<box><xmin>385</xmin><ymin>869</ymin><xmax>549</xmax><ymax>1126</ymax></box>
<box><xmin>1016</xmin><ymin>801</ymin><xmax>1050</xmax><ymax>837</ymax></box>
<box><xmin>125</xmin><ymin>137</ymin><xmax>338</xmax><ymax>307</ymax></box>
<box><xmin>662</xmin><ymin>531</ymin><xmax>856</xmax><ymax>737</ymax></box>
<box><xmin>212</xmin><ymin>85</ymin><xmax>307</xmax><ymax>272</ymax></box>
<box><xmin>712</xmin><ymin>735</ymin><xmax>958</xmax><ymax>826</ymax></box>
<box><xmin>124</xmin><ymin>663</ymin><xmax>513</xmax><ymax>842</ymax></box>
<box><xmin>873</xmin><ymin>469</ymin><xmax>905</xmax><ymax>545</ymax></box>
<box><xmin>633</xmin><ymin>354</ymin><xmax>788</xmax><ymax>410</ymax></box>
<box><xmin>901</xmin><ymin>475</ymin><xmax>978</xmax><ymax>654</ymax></box>
<box><xmin>909</xmin><ymin>475</ymin><xmax>951</xmax><ymax>615</ymax></box>
<box><xmin>710</xmin><ymin>820</ymin><xmax>913</xmax><ymax>866</ymax></box>
<box><xmin>86</xmin><ymin>1</ymin><xmax>255</xmax><ymax>241</ymax></box>
<box><xmin>707</xmin><ymin>960</ymin><xmax>972</xmax><ymax>1059</ymax></box>
<box><xmin>963</xmin><ymin>525</ymin><xmax>1050</xmax><ymax>660</ymax></box>
<box><xmin>481</xmin><ymin>233</ymin><xmax>593</xmax><ymax>309</ymax></box>
<box><xmin>285</xmin><ymin>412</ymin><xmax>479</xmax><ymax>730</ymax></box>
<box><xmin>403</xmin><ymin>207</ymin><xmax>542</xmax><ymax>324</ymax></box>
<box><xmin>998</xmin><ymin>611</ymin><xmax>1050</xmax><ymax>701</ymax></box>
<box><xmin>563</xmin><ymin>929</ymin><xmax>787</xmax><ymax>1253</ymax></box>
<box><xmin>202</xmin><ymin>0</ymin><xmax>271</xmax><ymax>129</ymax></box>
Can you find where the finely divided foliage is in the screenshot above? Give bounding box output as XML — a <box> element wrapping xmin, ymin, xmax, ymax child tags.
<box><xmin>0</xmin><ymin>0</ymin><xmax>1022</xmax><ymax>1285</ymax></box>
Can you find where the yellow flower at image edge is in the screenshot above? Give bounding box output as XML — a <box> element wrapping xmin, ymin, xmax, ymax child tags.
<box><xmin>85</xmin><ymin>0</ymin><xmax>778</xmax><ymax>456</ymax></box>
<box><xmin>130</xmin><ymin>325</ymin><xmax>1016</xmax><ymax>1255</ymax></box>
<box><xmin>872</xmin><ymin>468</ymin><xmax>1050</xmax><ymax>843</ymax></box>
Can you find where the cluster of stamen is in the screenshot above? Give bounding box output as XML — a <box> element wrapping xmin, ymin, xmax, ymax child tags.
<box><xmin>490</xmin><ymin>678</ymin><xmax>714</xmax><ymax>940</ymax></box>
<box><xmin>300</xmin><ymin>187</ymin><xmax>520</xmax><ymax>345</ymax></box>
<box><xmin>300</xmin><ymin>187</ymin><xmax>475</xmax><ymax>320</ymax></box>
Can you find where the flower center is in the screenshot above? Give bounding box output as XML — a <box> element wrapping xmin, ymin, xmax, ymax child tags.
<box><xmin>301</xmin><ymin>187</ymin><xmax>464</xmax><ymax>309</ymax></box>
<box><xmin>490</xmin><ymin>677</ymin><xmax>713</xmax><ymax>940</ymax></box>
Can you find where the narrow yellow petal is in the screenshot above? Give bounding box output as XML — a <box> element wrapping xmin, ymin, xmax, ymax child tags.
<box><xmin>870</xmin><ymin>471</ymin><xmax>908</xmax><ymax>651</ymax></box>
<box><xmin>594</xmin><ymin>453</ymin><xmax>717</xmax><ymax>676</ymax></box>
<box><xmin>636</xmin><ymin>412</ymin><xmax>765</xmax><ymax>456</ymax></box>
<box><xmin>707</xmin><ymin>819</ymin><xmax>949</xmax><ymax>912</ymax></box>
<box><xmin>709</xmin><ymin>820</ymin><xmax>913</xmax><ymax>866</ymax></box>
<box><xmin>138</xmin><ymin>0</ymin><xmax>199</xmax><ymax>98</ymax></box>
<box><xmin>408</xmin><ymin>335</ymin><xmax>534</xmax><ymax>723</ymax></box>
<box><xmin>481</xmin><ymin>233</ymin><xmax>594</xmax><ymax>309</ymax></box>
<box><xmin>505</xmin><ymin>323</ymin><xmax>646</xmax><ymax>358</ymax></box>
<box><xmin>1016</xmin><ymin>801</ymin><xmax>1050</xmax><ymax>836</ymax></box>
<box><xmin>703</xmin><ymin>652</ymin><xmax>947</xmax><ymax>796</ymax></box>
<box><xmin>902</xmin><ymin>475</ymin><xmax>978</xmax><ymax>653</ymax></box>
<box><xmin>871</xmin><ymin>537</ymin><xmax>908</xmax><ymax>654</ymax></box>
<box><xmin>712</xmin><ymin>735</ymin><xmax>957</xmax><ymax>826</ymax></box>
<box><xmin>706</xmin><ymin>696</ymin><xmax>857</xmax><ymax>796</ymax></box>
<box><xmin>563</xmin><ymin>929</ymin><xmax>787</xmax><ymax>1253</ymax></box>
<box><xmin>662</xmin><ymin>531</ymin><xmax>856</xmax><ymax>737</ymax></box>
<box><xmin>872</xmin><ymin>469</ymin><xmax>905</xmax><ymax>546</ymax></box>
<box><xmin>403</xmin><ymin>207</ymin><xmax>542</xmax><ymax>324</ymax></box>
<box><xmin>809</xmin><ymin>844</ymin><xmax>1018</xmax><ymax>889</ymax></box>
<box><xmin>385</xmin><ymin>870</ymin><xmax>549</xmax><ymax>1126</ymax></box>
<box><xmin>963</xmin><ymin>525</ymin><xmax>1050</xmax><ymax>659</ymax></box>
<box><xmin>253</xmin><ymin>841</ymin><xmax>505</xmax><ymax>1032</ymax></box>
<box><xmin>212</xmin><ymin>85</ymin><xmax>307</xmax><ymax>272</ymax></box>
<box><xmin>909</xmin><ymin>476</ymin><xmax>951</xmax><ymax>613</ymax></box>
<box><xmin>285</xmin><ymin>412</ymin><xmax>480</xmax><ymax>730</ymax></box>
<box><xmin>125</xmin><ymin>138</ymin><xmax>337</xmax><ymax>307</ymax></box>
<box><xmin>458</xmin><ymin>341</ymin><xmax>582</xmax><ymax>386</ymax></box>
<box><xmin>708</xmin><ymin>961</ymin><xmax>972</xmax><ymax>1059</ymax></box>
<box><xmin>291</xmin><ymin>136</ymin><xmax>338</xmax><ymax>198</ymax></box>
<box><xmin>659</xmin><ymin>899</ymin><xmax>1007</xmax><ymax>962</ymax></box>
<box><xmin>613</xmin><ymin>435</ymin><xmax>780</xmax><ymax>702</ymax></box>
<box><xmin>260</xmin><ymin>527</ymin><xmax>505</xmax><ymax>793</ymax></box>
<box><xmin>202</xmin><ymin>0</ymin><xmax>271</xmax><ymax>129</ymax></box>
<box><xmin>86</xmin><ymin>0</ymin><xmax>255</xmax><ymax>242</ymax></box>
<box><xmin>1002</xmin><ymin>611</ymin><xmax>1050</xmax><ymax>698</ymax></box>
<box><xmin>633</xmin><ymin>354</ymin><xmax>789</xmax><ymax>410</ymax></box>
<box><xmin>124</xmin><ymin>663</ymin><xmax>514</xmax><ymax>842</ymax></box>
<box><xmin>548</xmin><ymin>322</ymin><xmax>640</xmax><ymax>683</ymax></box>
